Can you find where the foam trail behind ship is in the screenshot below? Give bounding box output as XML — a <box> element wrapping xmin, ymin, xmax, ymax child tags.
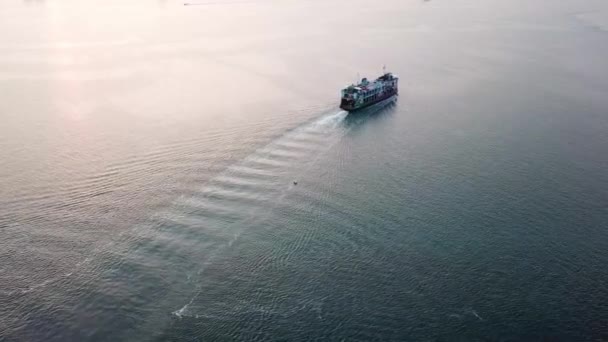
<box><xmin>6</xmin><ymin>108</ymin><xmax>348</xmax><ymax>301</ymax></box>
<box><xmin>153</xmin><ymin>109</ymin><xmax>349</xmax><ymax>318</ymax></box>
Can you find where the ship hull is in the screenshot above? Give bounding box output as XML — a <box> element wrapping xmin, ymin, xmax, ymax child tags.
<box><xmin>340</xmin><ymin>90</ymin><xmax>398</xmax><ymax>112</ymax></box>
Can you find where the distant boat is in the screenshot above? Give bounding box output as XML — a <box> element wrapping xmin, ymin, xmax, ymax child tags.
<box><xmin>340</xmin><ymin>71</ymin><xmax>398</xmax><ymax>112</ymax></box>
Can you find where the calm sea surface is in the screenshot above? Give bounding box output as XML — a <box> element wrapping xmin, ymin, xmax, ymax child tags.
<box><xmin>1</xmin><ymin>0</ymin><xmax>608</xmax><ymax>340</ymax></box>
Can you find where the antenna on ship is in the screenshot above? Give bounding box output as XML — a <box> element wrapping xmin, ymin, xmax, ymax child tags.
<box><xmin>383</xmin><ymin>64</ymin><xmax>386</xmax><ymax>74</ymax></box>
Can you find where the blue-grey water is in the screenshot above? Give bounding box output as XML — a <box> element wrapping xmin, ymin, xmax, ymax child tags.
<box><xmin>1</xmin><ymin>0</ymin><xmax>608</xmax><ymax>340</ymax></box>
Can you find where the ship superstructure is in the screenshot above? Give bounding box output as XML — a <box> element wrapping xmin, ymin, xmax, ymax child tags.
<box><xmin>340</xmin><ymin>72</ymin><xmax>398</xmax><ymax>111</ymax></box>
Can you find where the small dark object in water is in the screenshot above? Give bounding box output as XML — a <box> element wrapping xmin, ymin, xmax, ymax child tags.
<box><xmin>293</xmin><ymin>181</ymin><xmax>298</xmax><ymax>185</ymax></box>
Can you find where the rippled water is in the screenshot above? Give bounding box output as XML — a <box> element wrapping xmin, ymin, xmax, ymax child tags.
<box><xmin>1</xmin><ymin>0</ymin><xmax>608</xmax><ymax>340</ymax></box>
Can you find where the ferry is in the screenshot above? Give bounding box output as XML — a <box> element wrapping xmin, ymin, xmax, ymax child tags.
<box><xmin>340</xmin><ymin>71</ymin><xmax>398</xmax><ymax>112</ymax></box>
